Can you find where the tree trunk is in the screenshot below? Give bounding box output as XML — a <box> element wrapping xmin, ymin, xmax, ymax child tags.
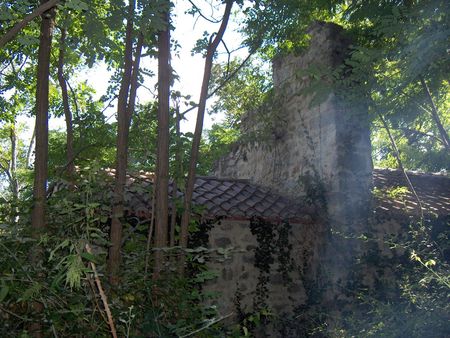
<box><xmin>29</xmin><ymin>1</ymin><xmax>55</xmax><ymax>336</ymax></box>
<box><xmin>169</xmin><ymin>99</ymin><xmax>182</xmax><ymax>248</ymax></box>
<box><xmin>31</xmin><ymin>0</ymin><xmax>54</xmax><ymax>233</ymax></box>
<box><xmin>26</xmin><ymin>124</ymin><xmax>36</xmax><ymax>168</ymax></box>
<box><xmin>9</xmin><ymin>123</ymin><xmax>18</xmax><ymax>201</ymax></box>
<box><xmin>153</xmin><ymin>3</ymin><xmax>171</xmax><ymax>280</ymax></box>
<box><xmin>179</xmin><ymin>0</ymin><xmax>233</xmax><ymax>274</ymax></box>
<box><xmin>9</xmin><ymin>123</ymin><xmax>19</xmax><ymax>224</ymax></box>
<box><xmin>107</xmin><ymin>0</ymin><xmax>135</xmax><ymax>286</ymax></box>
<box><xmin>419</xmin><ymin>76</ymin><xmax>450</xmax><ymax>152</ymax></box>
<box><xmin>127</xmin><ymin>31</ymin><xmax>144</xmax><ymax>121</ymax></box>
<box><xmin>57</xmin><ymin>28</ymin><xmax>75</xmax><ymax>177</ymax></box>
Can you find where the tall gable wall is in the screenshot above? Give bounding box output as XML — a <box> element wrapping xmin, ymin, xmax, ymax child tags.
<box><xmin>214</xmin><ymin>22</ymin><xmax>373</xmax><ymax>227</ymax></box>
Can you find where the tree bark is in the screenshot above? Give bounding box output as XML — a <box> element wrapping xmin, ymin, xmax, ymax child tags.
<box><xmin>127</xmin><ymin>31</ymin><xmax>144</xmax><ymax>121</ymax></box>
<box><xmin>179</xmin><ymin>0</ymin><xmax>233</xmax><ymax>274</ymax></box>
<box><xmin>9</xmin><ymin>123</ymin><xmax>19</xmax><ymax>224</ymax></box>
<box><xmin>26</xmin><ymin>124</ymin><xmax>36</xmax><ymax>168</ymax></box>
<box><xmin>419</xmin><ymin>76</ymin><xmax>450</xmax><ymax>152</ymax></box>
<box><xmin>29</xmin><ymin>1</ymin><xmax>55</xmax><ymax>336</ymax></box>
<box><xmin>57</xmin><ymin>28</ymin><xmax>75</xmax><ymax>177</ymax></box>
<box><xmin>153</xmin><ymin>3</ymin><xmax>171</xmax><ymax>280</ymax></box>
<box><xmin>31</xmin><ymin>0</ymin><xmax>55</xmax><ymax>236</ymax></box>
<box><xmin>0</xmin><ymin>0</ymin><xmax>59</xmax><ymax>49</ymax></box>
<box><xmin>107</xmin><ymin>0</ymin><xmax>135</xmax><ymax>286</ymax></box>
<box><xmin>169</xmin><ymin>100</ymin><xmax>182</xmax><ymax>248</ymax></box>
<box><xmin>9</xmin><ymin>123</ymin><xmax>18</xmax><ymax>202</ymax></box>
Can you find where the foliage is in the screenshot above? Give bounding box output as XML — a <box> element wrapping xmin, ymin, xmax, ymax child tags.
<box><xmin>0</xmin><ymin>166</ymin><xmax>226</xmax><ymax>337</ymax></box>
<box><xmin>342</xmin><ymin>0</ymin><xmax>450</xmax><ymax>171</ymax></box>
<box><xmin>240</xmin><ymin>0</ymin><xmax>450</xmax><ymax>172</ymax></box>
<box><xmin>0</xmin><ymin>0</ymin><xmax>449</xmax><ymax>336</ymax></box>
<box><xmin>209</xmin><ymin>57</ymin><xmax>272</xmax><ymax>129</ymax></box>
<box><xmin>316</xmin><ymin>215</ymin><xmax>450</xmax><ymax>338</ymax></box>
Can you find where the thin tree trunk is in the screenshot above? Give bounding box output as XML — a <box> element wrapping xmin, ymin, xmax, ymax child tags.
<box><xmin>419</xmin><ymin>76</ymin><xmax>450</xmax><ymax>152</ymax></box>
<box><xmin>0</xmin><ymin>0</ymin><xmax>59</xmax><ymax>49</ymax></box>
<box><xmin>153</xmin><ymin>2</ymin><xmax>171</xmax><ymax>280</ymax></box>
<box><xmin>169</xmin><ymin>179</ymin><xmax>178</xmax><ymax>248</ymax></box>
<box><xmin>127</xmin><ymin>31</ymin><xmax>144</xmax><ymax>121</ymax></box>
<box><xmin>9</xmin><ymin>123</ymin><xmax>18</xmax><ymax>202</ymax></box>
<box><xmin>9</xmin><ymin>123</ymin><xmax>19</xmax><ymax>224</ymax></box>
<box><xmin>31</xmin><ymin>0</ymin><xmax>54</xmax><ymax>233</ymax></box>
<box><xmin>144</xmin><ymin>189</ymin><xmax>156</xmax><ymax>278</ymax></box>
<box><xmin>169</xmin><ymin>100</ymin><xmax>182</xmax><ymax>248</ymax></box>
<box><xmin>57</xmin><ymin>28</ymin><xmax>75</xmax><ymax>177</ymax></box>
<box><xmin>107</xmin><ymin>0</ymin><xmax>135</xmax><ymax>286</ymax></box>
<box><xmin>179</xmin><ymin>0</ymin><xmax>233</xmax><ymax>274</ymax></box>
<box><xmin>378</xmin><ymin>113</ymin><xmax>424</xmax><ymax>220</ymax></box>
<box><xmin>29</xmin><ymin>1</ymin><xmax>55</xmax><ymax>336</ymax></box>
<box><xmin>26</xmin><ymin>124</ymin><xmax>36</xmax><ymax>168</ymax></box>
<box><xmin>66</xmin><ymin>80</ymin><xmax>80</xmax><ymax>118</ymax></box>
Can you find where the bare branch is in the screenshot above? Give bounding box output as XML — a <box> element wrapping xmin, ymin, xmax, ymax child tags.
<box><xmin>419</xmin><ymin>76</ymin><xmax>450</xmax><ymax>152</ymax></box>
<box><xmin>101</xmin><ymin>95</ymin><xmax>119</xmax><ymax>115</ymax></box>
<box><xmin>85</xmin><ymin>244</ymin><xmax>118</xmax><ymax>338</ymax></box>
<box><xmin>188</xmin><ymin>0</ymin><xmax>221</xmax><ymax>23</ymax></box>
<box><xmin>378</xmin><ymin>113</ymin><xmax>424</xmax><ymax>220</ymax></box>
<box><xmin>180</xmin><ymin>52</ymin><xmax>253</xmax><ymax>117</ymax></box>
<box><xmin>66</xmin><ymin>80</ymin><xmax>80</xmax><ymax>118</ymax></box>
<box><xmin>400</xmin><ymin>127</ymin><xmax>446</xmax><ymax>145</ymax></box>
<box><xmin>179</xmin><ymin>313</ymin><xmax>234</xmax><ymax>338</ymax></box>
<box><xmin>220</xmin><ymin>39</ymin><xmax>231</xmax><ymax>77</ymax></box>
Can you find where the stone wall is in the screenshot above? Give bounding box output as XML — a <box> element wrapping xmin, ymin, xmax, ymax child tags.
<box><xmin>214</xmin><ymin>22</ymin><xmax>373</xmax><ymax>227</ymax></box>
<box><xmin>203</xmin><ymin>215</ymin><xmax>416</xmax><ymax>336</ymax></box>
<box><xmin>204</xmin><ymin>218</ymin><xmax>328</xmax><ymax>326</ymax></box>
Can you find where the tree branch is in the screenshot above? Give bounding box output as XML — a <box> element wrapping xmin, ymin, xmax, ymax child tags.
<box><xmin>0</xmin><ymin>158</ymin><xmax>13</xmax><ymax>183</ymax></box>
<box><xmin>0</xmin><ymin>0</ymin><xmax>60</xmax><ymax>49</ymax></box>
<box><xmin>179</xmin><ymin>0</ymin><xmax>234</xmax><ymax>274</ymax></box>
<box><xmin>179</xmin><ymin>313</ymin><xmax>234</xmax><ymax>337</ymax></box>
<box><xmin>180</xmin><ymin>52</ymin><xmax>253</xmax><ymax>117</ymax></box>
<box><xmin>378</xmin><ymin>113</ymin><xmax>424</xmax><ymax>220</ymax></box>
<box><xmin>400</xmin><ymin>127</ymin><xmax>445</xmax><ymax>145</ymax></box>
<box><xmin>419</xmin><ymin>76</ymin><xmax>450</xmax><ymax>152</ymax></box>
<box><xmin>85</xmin><ymin>244</ymin><xmax>118</xmax><ymax>338</ymax></box>
<box><xmin>188</xmin><ymin>0</ymin><xmax>221</xmax><ymax>23</ymax></box>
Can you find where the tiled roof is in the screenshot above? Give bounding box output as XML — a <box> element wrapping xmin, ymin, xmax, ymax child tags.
<box><xmin>191</xmin><ymin>177</ymin><xmax>313</xmax><ymax>221</ymax></box>
<box><xmin>115</xmin><ymin>170</ymin><xmax>314</xmax><ymax>222</ymax></box>
<box><xmin>373</xmin><ymin>168</ymin><xmax>450</xmax><ymax>218</ymax></box>
<box><xmin>58</xmin><ymin>168</ymin><xmax>449</xmax><ymax>221</ymax></box>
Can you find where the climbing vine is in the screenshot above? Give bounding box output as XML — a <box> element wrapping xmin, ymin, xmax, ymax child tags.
<box><xmin>276</xmin><ymin>220</ymin><xmax>295</xmax><ymax>283</ymax></box>
<box><xmin>248</xmin><ymin>217</ymin><xmax>295</xmax><ymax>315</ymax></box>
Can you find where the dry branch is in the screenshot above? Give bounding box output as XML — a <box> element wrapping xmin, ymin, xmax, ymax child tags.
<box><xmin>85</xmin><ymin>244</ymin><xmax>118</xmax><ymax>338</ymax></box>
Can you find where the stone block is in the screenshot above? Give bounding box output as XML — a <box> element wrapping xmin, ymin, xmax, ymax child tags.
<box><xmin>215</xmin><ymin>237</ymin><xmax>232</xmax><ymax>248</ymax></box>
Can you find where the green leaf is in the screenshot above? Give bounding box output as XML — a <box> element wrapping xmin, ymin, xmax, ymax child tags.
<box><xmin>16</xmin><ymin>35</ymin><xmax>39</xmax><ymax>46</ymax></box>
<box><xmin>64</xmin><ymin>0</ymin><xmax>89</xmax><ymax>11</ymax></box>
<box><xmin>0</xmin><ymin>283</ymin><xmax>9</xmax><ymax>302</ymax></box>
<box><xmin>80</xmin><ymin>252</ymin><xmax>98</xmax><ymax>263</ymax></box>
<box><xmin>20</xmin><ymin>283</ymin><xmax>42</xmax><ymax>301</ymax></box>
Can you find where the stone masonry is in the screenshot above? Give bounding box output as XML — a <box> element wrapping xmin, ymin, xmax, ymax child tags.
<box><xmin>214</xmin><ymin>22</ymin><xmax>373</xmax><ymax>227</ymax></box>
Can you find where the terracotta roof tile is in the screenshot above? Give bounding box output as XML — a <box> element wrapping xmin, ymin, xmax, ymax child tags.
<box><xmin>373</xmin><ymin>168</ymin><xmax>450</xmax><ymax>217</ymax></box>
<box><xmin>168</xmin><ymin>176</ymin><xmax>308</xmax><ymax>221</ymax></box>
<box><xmin>54</xmin><ymin>168</ymin><xmax>449</xmax><ymax>222</ymax></box>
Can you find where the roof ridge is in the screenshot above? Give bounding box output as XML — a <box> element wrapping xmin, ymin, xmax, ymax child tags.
<box><xmin>195</xmin><ymin>176</ymin><xmax>250</xmax><ymax>183</ymax></box>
